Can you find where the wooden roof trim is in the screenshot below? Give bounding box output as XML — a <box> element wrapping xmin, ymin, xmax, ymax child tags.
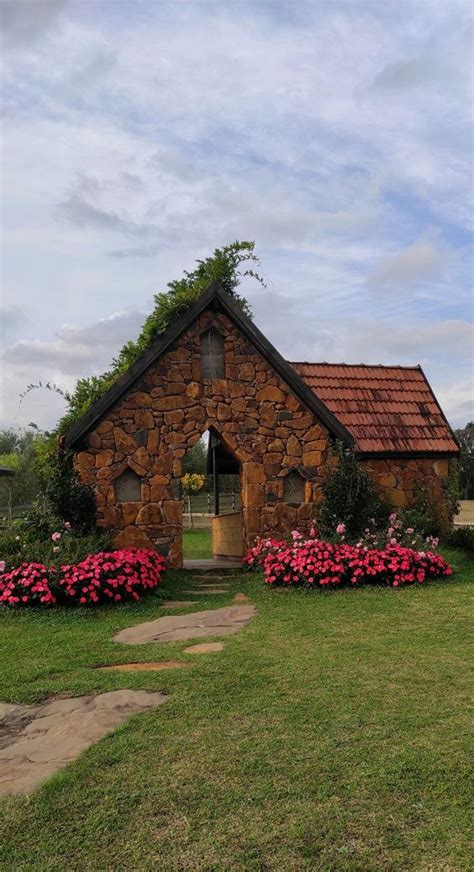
<box><xmin>64</xmin><ymin>282</ymin><xmax>353</xmax><ymax>448</ymax></box>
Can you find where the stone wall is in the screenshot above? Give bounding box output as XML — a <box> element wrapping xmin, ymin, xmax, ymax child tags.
<box><xmin>75</xmin><ymin>309</ymin><xmax>332</xmax><ymax>566</ymax></box>
<box><xmin>74</xmin><ymin>305</ymin><xmax>454</xmax><ymax>565</ymax></box>
<box><xmin>362</xmin><ymin>456</ymin><xmax>450</xmax><ymax>508</ymax></box>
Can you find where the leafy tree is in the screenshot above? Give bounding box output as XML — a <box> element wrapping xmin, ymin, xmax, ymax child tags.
<box><xmin>454</xmin><ymin>422</ymin><xmax>474</xmax><ymax>498</ymax></box>
<box><xmin>182</xmin><ymin>439</ymin><xmax>207</xmax><ymax>477</ymax></box>
<box><xmin>0</xmin><ymin>428</ymin><xmax>46</xmax><ymax>509</ymax></box>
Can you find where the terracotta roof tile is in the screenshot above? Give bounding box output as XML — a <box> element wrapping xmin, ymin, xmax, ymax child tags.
<box><xmin>290</xmin><ymin>362</ymin><xmax>458</xmax><ymax>455</ymax></box>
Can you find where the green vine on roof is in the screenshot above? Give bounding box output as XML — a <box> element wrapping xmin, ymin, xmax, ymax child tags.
<box><xmin>55</xmin><ymin>240</ymin><xmax>264</xmax><ymax>433</ymax></box>
<box><xmin>22</xmin><ymin>242</ymin><xmax>265</xmax><ymax>524</ymax></box>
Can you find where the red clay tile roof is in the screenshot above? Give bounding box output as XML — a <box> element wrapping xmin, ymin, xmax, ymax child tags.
<box><xmin>290</xmin><ymin>362</ymin><xmax>459</xmax><ymax>455</ymax></box>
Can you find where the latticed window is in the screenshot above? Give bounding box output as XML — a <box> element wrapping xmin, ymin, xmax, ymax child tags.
<box><xmin>114</xmin><ymin>468</ymin><xmax>142</xmax><ymax>502</ymax></box>
<box><xmin>283</xmin><ymin>470</ymin><xmax>305</xmax><ymax>505</ymax></box>
<box><xmin>201</xmin><ymin>328</ymin><xmax>225</xmax><ymax>379</ymax></box>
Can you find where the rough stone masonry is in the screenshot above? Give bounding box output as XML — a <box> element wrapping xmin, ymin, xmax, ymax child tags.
<box><xmin>75</xmin><ymin>310</ymin><xmax>333</xmax><ymax>566</ymax></box>
<box><xmin>70</xmin><ymin>290</ymin><xmax>456</xmax><ymax>567</ymax></box>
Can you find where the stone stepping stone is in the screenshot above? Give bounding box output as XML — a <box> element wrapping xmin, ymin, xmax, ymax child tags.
<box><xmin>182</xmin><ymin>589</ymin><xmax>229</xmax><ymax>595</ymax></box>
<box><xmin>162</xmin><ymin>600</ymin><xmax>198</xmax><ymax>610</ymax></box>
<box><xmin>97</xmin><ymin>661</ymin><xmax>188</xmax><ymax>672</ymax></box>
<box><xmin>184</xmin><ymin>642</ymin><xmax>224</xmax><ymax>654</ymax></box>
<box><xmin>0</xmin><ymin>690</ymin><xmax>166</xmax><ymax>796</ymax></box>
<box><xmin>193</xmin><ymin>576</ymin><xmax>234</xmax><ymax>581</ymax></box>
<box><xmin>113</xmin><ymin>604</ymin><xmax>256</xmax><ymax>645</ymax></box>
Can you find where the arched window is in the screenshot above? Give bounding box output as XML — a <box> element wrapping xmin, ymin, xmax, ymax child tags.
<box><xmin>283</xmin><ymin>470</ymin><xmax>305</xmax><ymax>505</ymax></box>
<box><xmin>201</xmin><ymin>328</ymin><xmax>225</xmax><ymax>379</ymax></box>
<box><xmin>114</xmin><ymin>468</ymin><xmax>142</xmax><ymax>502</ymax></box>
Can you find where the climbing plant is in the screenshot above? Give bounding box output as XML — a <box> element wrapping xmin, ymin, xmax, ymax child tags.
<box><xmin>23</xmin><ymin>241</ymin><xmax>265</xmax><ymax>526</ymax></box>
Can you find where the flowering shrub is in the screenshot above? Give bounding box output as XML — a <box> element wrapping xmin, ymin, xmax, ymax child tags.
<box><xmin>244</xmin><ymin>530</ymin><xmax>452</xmax><ymax>589</ymax></box>
<box><xmin>334</xmin><ymin>511</ymin><xmax>441</xmax><ymax>552</ymax></box>
<box><xmin>181</xmin><ymin>472</ymin><xmax>206</xmax><ymax>494</ymax></box>
<box><xmin>0</xmin><ymin>549</ymin><xmax>165</xmax><ymax>608</ymax></box>
<box><xmin>242</xmin><ymin>536</ymin><xmax>287</xmax><ymax>571</ymax></box>
<box><xmin>0</xmin><ymin>562</ymin><xmax>57</xmax><ymax>607</ymax></box>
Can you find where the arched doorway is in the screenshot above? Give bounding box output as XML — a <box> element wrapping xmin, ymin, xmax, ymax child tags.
<box><xmin>182</xmin><ymin>428</ymin><xmax>243</xmax><ymax>565</ymax></box>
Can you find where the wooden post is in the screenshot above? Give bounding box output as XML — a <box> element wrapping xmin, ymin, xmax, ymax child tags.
<box><xmin>212</xmin><ymin>442</ymin><xmax>219</xmax><ymax>516</ymax></box>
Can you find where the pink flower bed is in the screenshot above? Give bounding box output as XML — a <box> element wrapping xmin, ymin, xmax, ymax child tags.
<box><xmin>244</xmin><ymin>532</ymin><xmax>452</xmax><ymax>589</ymax></box>
<box><xmin>0</xmin><ymin>549</ymin><xmax>165</xmax><ymax>608</ymax></box>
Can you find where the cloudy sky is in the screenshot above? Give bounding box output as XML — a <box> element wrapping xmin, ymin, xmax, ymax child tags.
<box><xmin>1</xmin><ymin>0</ymin><xmax>473</xmax><ymax>432</ymax></box>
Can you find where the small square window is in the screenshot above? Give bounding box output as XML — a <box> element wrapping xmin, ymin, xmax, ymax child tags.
<box><xmin>201</xmin><ymin>328</ymin><xmax>225</xmax><ymax>379</ymax></box>
<box><xmin>114</xmin><ymin>468</ymin><xmax>142</xmax><ymax>502</ymax></box>
<box><xmin>283</xmin><ymin>470</ymin><xmax>305</xmax><ymax>505</ymax></box>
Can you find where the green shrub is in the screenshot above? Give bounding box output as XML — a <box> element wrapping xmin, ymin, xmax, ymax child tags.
<box><xmin>0</xmin><ymin>519</ymin><xmax>111</xmax><ymax>572</ymax></box>
<box><xmin>399</xmin><ymin>486</ymin><xmax>453</xmax><ymax>541</ymax></box>
<box><xmin>45</xmin><ymin>450</ymin><xmax>96</xmax><ymax>531</ymax></box>
<box><xmin>447</xmin><ymin>526</ymin><xmax>474</xmax><ymax>555</ymax></box>
<box><xmin>318</xmin><ymin>445</ymin><xmax>388</xmax><ymax>540</ymax></box>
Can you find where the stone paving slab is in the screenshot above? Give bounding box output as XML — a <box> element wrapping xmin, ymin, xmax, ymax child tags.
<box><xmin>183</xmin><ymin>560</ymin><xmax>242</xmax><ymax>571</ymax></box>
<box><xmin>162</xmin><ymin>600</ymin><xmax>198</xmax><ymax>609</ymax></box>
<box><xmin>97</xmin><ymin>661</ymin><xmax>188</xmax><ymax>672</ymax></box>
<box><xmin>0</xmin><ymin>690</ymin><xmax>167</xmax><ymax>796</ymax></box>
<box><xmin>113</xmin><ymin>605</ymin><xmax>256</xmax><ymax>645</ymax></box>
<box><xmin>233</xmin><ymin>593</ymin><xmax>250</xmax><ymax>603</ymax></box>
<box><xmin>182</xmin><ymin>589</ymin><xmax>229</xmax><ymax>595</ymax></box>
<box><xmin>184</xmin><ymin>642</ymin><xmax>224</xmax><ymax>654</ymax></box>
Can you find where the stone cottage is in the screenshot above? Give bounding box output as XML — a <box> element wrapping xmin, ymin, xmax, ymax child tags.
<box><xmin>64</xmin><ymin>283</ymin><xmax>459</xmax><ymax>566</ymax></box>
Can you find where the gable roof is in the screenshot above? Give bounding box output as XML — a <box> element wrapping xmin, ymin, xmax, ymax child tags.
<box><xmin>64</xmin><ymin>283</ymin><xmax>352</xmax><ymax>449</ymax></box>
<box><xmin>291</xmin><ymin>362</ymin><xmax>459</xmax><ymax>456</ymax></box>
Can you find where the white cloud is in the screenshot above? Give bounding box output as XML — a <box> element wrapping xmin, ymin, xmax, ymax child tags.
<box><xmin>0</xmin><ymin>310</ymin><xmax>145</xmax><ymax>430</ymax></box>
<box><xmin>0</xmin><ymin>0</ymin><xmax>65</xmax><ymax>48</ymax></box>
<box><xmin>0</xmin><ymin>0</ymin><xmax>472</xmax><ymax>429</ymax></box>
<box><xmin>368</xmin><ymin>234</ymin><xmax>451</xmax><ymax>289</ymax></box>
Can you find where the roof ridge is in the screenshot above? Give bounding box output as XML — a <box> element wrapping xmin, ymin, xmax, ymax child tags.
<box><xmin>290</xmin><ymin>361</ymin><xmax>422</xmax><ymax>370</ymax></box>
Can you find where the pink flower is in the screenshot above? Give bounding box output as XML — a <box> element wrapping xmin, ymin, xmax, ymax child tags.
<box><xmin>51</xmin><ymin>532</ymin><xmax>61</xmax><ymax>542</ymax></box>
<box><xmin>336</xmin><ymin>523</ymin><xmax>346</xmax><ymax>535</ymax></box>
<box><xmin>0</xmin><ymin>560</ymin><xmax>5</xmax><ymax>573</ymax></box>
<box><xmin>64</xmin><ymin>521</ymin><xmax>71</xmax><ymax>529</ymax></box>
<box><xmin>406</xmin><ymin>528</ymin><xmax>414</xmax><ymax>534</ymax></box>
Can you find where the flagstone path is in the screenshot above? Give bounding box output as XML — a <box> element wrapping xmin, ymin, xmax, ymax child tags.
<box><xmin>113</xmin><ymin>604</ymin><xmax>256</xmax><ymax>645</ymax></box>
<box><xmin>184</xmin><ymin>642</ymin><xmax>224</xmax><ymax>654</ymax></box>
<box><xmin>0</xmin><ymin>690</ymin><xmax>167</xmax><ymax>796</ymax></box>
<box><xmin>1</xmin><ymin>594</ymin><xmax>255</xmax><ymax>796</ymax></box>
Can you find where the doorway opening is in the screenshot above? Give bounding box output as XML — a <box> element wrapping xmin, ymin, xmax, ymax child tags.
<box><xmin>182</xmin><ymin>429</ymin><xmax>242</xmax><ymax>565</ymax></box>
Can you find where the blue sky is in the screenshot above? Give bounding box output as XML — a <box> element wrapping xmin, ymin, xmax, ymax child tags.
<box><xmin>1</xmin><ymin>0</ymin><xmax>472</xmax><ymax>430</ymax></box>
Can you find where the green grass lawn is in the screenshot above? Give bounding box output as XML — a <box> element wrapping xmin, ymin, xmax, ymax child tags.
<box><xmin>183</xmin><ymin>527</ymin><xmax>212</xmax><ymax>559</ymax></box>
<box><xmin>0</xmin><ymin>547</ymin><xmax>472</xmax><ymax>870</ymax></box>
